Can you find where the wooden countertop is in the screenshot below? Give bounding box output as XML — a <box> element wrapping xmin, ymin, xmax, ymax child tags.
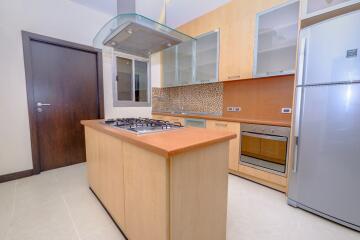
<box><xmin>81</xmin><ymin>120</ymin><xmax>236</xmax><ymax>158</ymax></box>
<box><xmin>152</xmin><ymin>112</ymin><xmax>291</xmax><ymax>127</ymax></box>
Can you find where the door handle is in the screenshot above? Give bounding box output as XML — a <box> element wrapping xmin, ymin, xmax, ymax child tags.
<box><xmin>37</xmin><ymin>102</ymin><xmax>51</xmax><ymax>107</ymax></box>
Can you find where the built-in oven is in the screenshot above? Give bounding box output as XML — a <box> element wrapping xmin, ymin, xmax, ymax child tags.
<box><xmin>240</xmin><ymin>124</ymin><xmax>290</xmax><ymax>176</ymax></box>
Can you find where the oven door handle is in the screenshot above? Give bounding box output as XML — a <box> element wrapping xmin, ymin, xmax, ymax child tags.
<box><xmin>241</xmin><ymin>132</ymin><xmax>287</xmax><ymax>142</ymax></box>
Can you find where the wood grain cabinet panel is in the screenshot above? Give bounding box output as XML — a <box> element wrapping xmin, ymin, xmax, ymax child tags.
<box><xmin>122</xmin><ymin>142</ymin><xmax>169</xmax><ymax>240</ymax></box>
<box><xmin>206</xmin><ymin>120</ymin><xmax>240</xmax><ymax>171</ymax></box>
<box><xmin>98</xmin><ymin>133</ymin><xmax>126</xmax><ymax>229</ymax></box>
<box><xmin>85</xmin><ymin>127</ymin><xmax>100</xmax><ymax>193</ymax></box>
<box><xmin>85</xmin><ymin>127</ymin><xmax>126</xmax><ymax>229</ymax></box>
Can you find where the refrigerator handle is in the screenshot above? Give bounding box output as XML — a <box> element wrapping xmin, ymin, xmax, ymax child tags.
<box><xmin>296</xmin><ymin>37</ymin><xmax>307</xmax><ymax>86</ymax></box>
<box><xmin>293</xmin><ymin>87</ymin><xmax>303</xmax><ymax>173</ymax></box>
<box><xmin>293</xmin><ymin>37</ymin><xmax>307</xmax><ymax>173</ymax></box>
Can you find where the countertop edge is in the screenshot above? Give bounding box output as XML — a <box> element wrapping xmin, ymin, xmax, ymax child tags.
<box><xmin>81</xmin><ymin>120</ymin><xmax>236</xmax><ymax>158</ymax></box>
<box><xmin>152</xmin><ymin>112</ymin><xmax>291</xmax><ymax>127</ymax></box>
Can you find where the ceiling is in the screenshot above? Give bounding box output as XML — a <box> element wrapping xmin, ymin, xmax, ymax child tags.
<box><xmin>69</xmin><ymin>0</ymin><xmax>117</xmax><ymax>16</ymax></box>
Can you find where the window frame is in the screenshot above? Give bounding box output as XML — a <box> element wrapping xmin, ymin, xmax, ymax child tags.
<box><xmin>112</xmin><ymin>52</ymin><xmax>151</xmax><ymax>107</ymax></box>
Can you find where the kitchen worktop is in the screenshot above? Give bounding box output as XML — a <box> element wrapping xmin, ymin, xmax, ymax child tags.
<box><xmin>152</xmin><ymin>112</ymin><xmax>291</xmax><ymax>127</ymax></box>
<box><xmin>81</xmin><ymin>119</ymin><xmax>236</xmax><ymax>158</ymax></box>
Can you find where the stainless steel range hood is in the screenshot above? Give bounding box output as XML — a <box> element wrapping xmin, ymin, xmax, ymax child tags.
<box><xmin>93</xmin><ymin>13</ymin><xmax>194</xmax><ymax>57</ymax></box>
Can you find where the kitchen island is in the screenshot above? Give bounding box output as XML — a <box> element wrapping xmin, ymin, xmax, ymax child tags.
<box><xmin>81</xmin><ymin>120</ymin><xmax>236</xmax><ymax>240</ymax></box>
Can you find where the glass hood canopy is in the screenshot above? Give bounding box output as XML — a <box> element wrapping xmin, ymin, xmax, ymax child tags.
<box><xmin>93</xmin><ymin>13</ymin><xmax>194</xmax><ymax>58</ymax></box>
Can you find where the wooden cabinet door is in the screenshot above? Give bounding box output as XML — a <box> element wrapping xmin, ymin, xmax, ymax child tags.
<box><xmin>206</xmin><ymin>120</ymin><xmax>240</xmax><ymax>171</ymax></box>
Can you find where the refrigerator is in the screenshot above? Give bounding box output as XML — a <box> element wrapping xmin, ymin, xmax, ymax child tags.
<box><xmin>288</xmin><ymin>10</ymin><xmax>360</xmax><ymax>231</ymax></box>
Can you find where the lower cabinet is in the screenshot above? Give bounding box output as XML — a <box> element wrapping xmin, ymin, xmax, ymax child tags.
<box><xmin>206</xmin><ymin>120</ymin><xmax>240</xmax><ymax>171</ymax></box>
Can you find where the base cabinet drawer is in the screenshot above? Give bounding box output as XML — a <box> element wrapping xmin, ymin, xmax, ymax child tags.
<box><xmin>206</xmin><ymin>120</ymin><xmax>240</xmax><ymax>171</ymax></box>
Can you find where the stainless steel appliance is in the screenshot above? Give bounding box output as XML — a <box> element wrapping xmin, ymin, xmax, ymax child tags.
<box><xmin>288</xmin><ymin>10</ymin><xmax>360</xmax><ymax>231</ymax></box>
<box><xmin>104</xmin><ymin>118</ymin><xmax>183</xmax><ymax>134</ymax></box>
<box><xmin>93</xmin><ymin>13</ymin><xmax>194</xmax><ymax>58</ymax></box>
<box><xmin>240</xmin><ymin>124</ymin><xmax>290</xmax><ymax>175</ymax></box>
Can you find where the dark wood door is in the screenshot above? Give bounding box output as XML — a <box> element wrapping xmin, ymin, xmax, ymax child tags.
<box><xmin>29</xmin><ymin>40</ymin><xmax>100</xmax><ymax>171</ymax></box>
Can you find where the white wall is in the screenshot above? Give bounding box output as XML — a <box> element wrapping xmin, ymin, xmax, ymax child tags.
<box><xmin>165</xmin><ymin>0</ymin><xmax>231</xmax><ymax>28</ymax></box>
<box><xmin>0</xmin><ymin>0</ymin><xmax>113</xmax><ymax>175</ymax></box>
<box><xmin>0</xmin><ymin>0</ymin><xmax>230</xmax><ymax>176</ymax></box>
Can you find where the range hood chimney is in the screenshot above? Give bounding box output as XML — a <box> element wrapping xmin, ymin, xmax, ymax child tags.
<box><xmin>93</xmin><ymin>0</ymin><xmax>193</xmax><ymax>58</ymax></box>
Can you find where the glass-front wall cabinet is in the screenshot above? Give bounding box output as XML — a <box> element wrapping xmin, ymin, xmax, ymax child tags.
<box><xmin>253</xmin><ymin>0</ymin><xmax>300</xmax><ymax>77</ymax></box>
<box><xmin>162</xmin><ymin>46</ymin><xmax>177</xmax><ymax>87</ymax></box>
<box><xmin>161</xmin><ymin>30</ymin><xmax>219</xmax><ymax>87</ymax></box>
<box><xmin>302</xmin><ymin>0</ymin><xmax>359</xmax><ymax>19</ymax></box>
<box><xmin>196</xmin><ymin>31</ymin><xmax>219</xmax><ymax>83</ymax></box>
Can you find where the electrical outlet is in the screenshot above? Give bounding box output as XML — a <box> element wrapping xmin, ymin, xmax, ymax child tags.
<box><xmin>281</xmin><ymin>108</ymin><xmax>292</xmax><ymax>114</ymax></box>
<box><xmin>227</xmin><ymin>107</ymin><xmax>234</xmax><ymax>112</ymax></box>
<box><xmin>233</xmin><ymin>107</ymin><xmax>241</xmax><ymax>112</ymax></box>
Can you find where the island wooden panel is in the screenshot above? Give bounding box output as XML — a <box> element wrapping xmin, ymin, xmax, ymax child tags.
<box><xmin>84</xmin><ymin>124</ymin><xmax>231</xmax><ymax>240</ymax></box>
<box><xmin>98</xmin><ymin>133</ymin><xmax>125</xmax><ymax>229</ymax></box>
<box><xmin>122</xmin><ymin>142</ymin><xmax>170</xmax><ymax>240</ymax></box>
<box><xmin>85</xmin><ymin>127</ymin><xmax>126</xmax><ymax>230</ymax></box>
<box><xmin>170</xmin><ymin>142</ymin><xmax>229</xmax><ymax>240</ymax></box>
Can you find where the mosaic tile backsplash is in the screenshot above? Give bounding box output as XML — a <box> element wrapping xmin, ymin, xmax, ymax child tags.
<box><xmin>152</xmin><ymin>82</ymin><xmax>223</xmax><ymax>115</ymax></box>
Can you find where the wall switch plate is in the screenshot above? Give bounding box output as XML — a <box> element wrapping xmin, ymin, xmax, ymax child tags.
<box><xmin>233</xmin><ymin>107</ymin><xmax>241</xmax><ymax>112</ymax></box>
<box><xmin>227</xmin><ymin>106</ymin><xmax>241</xmax><ymax>112</ymax></box>
<box><xmin>281</xmin><ymin>108</ymin><xmax>292</xmax><ymax>114</ymax></box>
<box><xmin>227</xmin><ymin>107</ymin><xmax>234</xmax><ymax>112</ymax></box>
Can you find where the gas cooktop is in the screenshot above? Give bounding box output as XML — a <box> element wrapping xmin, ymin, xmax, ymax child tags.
<box><xmin>104</xmin><ymin>118</ymin><xmax>184</xmax><ymax>135</ymax></box>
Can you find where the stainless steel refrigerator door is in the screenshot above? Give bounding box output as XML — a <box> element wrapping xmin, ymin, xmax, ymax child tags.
<box><xmin>301</xmin><ymin>10</ymin><xmax>360</xmax><ymax>86</ymax></box>
<box><xmin>289</xmin><ymin>83</ymin><xmax>360</xmax><ymax>228</ymax></box>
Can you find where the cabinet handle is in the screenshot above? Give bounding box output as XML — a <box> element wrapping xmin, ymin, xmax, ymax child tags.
<box><xmin>215</xmin><ymin>123</ymin><xmax>228</xmax><ymax>127</ymax></box>
<box><xmin>227</xmin><ymin>75</ymin><xmax>241</xmax><ymax>80</ymax></box>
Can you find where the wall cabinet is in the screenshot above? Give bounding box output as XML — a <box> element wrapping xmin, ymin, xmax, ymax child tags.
<box><xmin>253</xmin><ymin>0</ymin><xmax>300</xmax><ymax>77</ymax></box>
<box><xmin>177</xmin><ymin>0</ymin><xmax>293</xmax><ymax>81</ymax></box>
<box><xmin>301</xmin><ymin>0</ymin><xmax>360</xmax><ymax>20</ymax></box>
<box><xmin>161</xmin><ymin>31</ymin><xmax>219</xmax><ymax>87</ymax></box>
<box><xmin>206</xmin><ymin>120</ymin><xmax>240</xmax><ymax>171</ymax></box>
<box><xmin>162</xmin><ymin>46</ymin><xmax>177</xmax><ymax>87</ymax></box>
<box><xmin>195</xmin><ymin>31</ymin><xmax>219</xmax><ymax>83</ymax></box>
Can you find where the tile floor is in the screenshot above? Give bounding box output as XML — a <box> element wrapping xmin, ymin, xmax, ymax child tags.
<box><xmin>0</xmin><ymin>163</ymin><xmax>358</xmax><ymax>240</ymax></box>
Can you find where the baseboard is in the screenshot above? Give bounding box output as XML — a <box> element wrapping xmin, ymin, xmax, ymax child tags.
<box><xmin>229</xmin><ymin>169</ymin><xmax>287</xmax><ymax>193</ymax></box>
<box><xmin>0</xmin><ymin>169</ymin><xmax>34</xmax><ymax>183</ymax></box>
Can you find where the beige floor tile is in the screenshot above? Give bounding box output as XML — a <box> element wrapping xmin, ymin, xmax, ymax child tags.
<box><xmin>0</xmin><ymin>163</ymin><xmax>359</xmax><ymax>240</ymax></box>
<box><xmin>0</xmin><ymin>181</ymin><xmax>16</xmax><ymax>239</ymax></box>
